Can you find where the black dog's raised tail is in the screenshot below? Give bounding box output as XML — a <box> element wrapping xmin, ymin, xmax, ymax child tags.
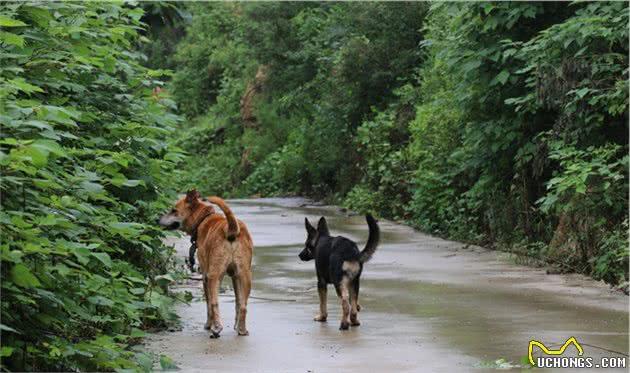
<box><xmin>359</xmin><ymin>214</ymin><xmax>380</xmax><ymax>263</ymax></box>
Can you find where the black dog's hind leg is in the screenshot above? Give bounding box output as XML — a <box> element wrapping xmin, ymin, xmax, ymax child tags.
<box><xmin>350</xmin><ymin>277</ymin><xmax>360</xmax><ymax>326</ymax></box>
<box><xmin>338</xmin><ymin>277</ymin><xmax>351</xmax><ymax>330</ymax></box>
<box><xmin>314</xmin><ymin>280</ymin><xmax>328</xmax><ymax>321</ymax></box>
<box><xmin>354</xmin><ymin>276</ymin><xmax>361</xmax><ymax>312</ymax></box>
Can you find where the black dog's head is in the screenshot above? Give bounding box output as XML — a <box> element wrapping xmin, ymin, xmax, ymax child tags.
<box><xmin>299</xmin><ymin>217</ymin><xmax>330</xmax><ymax>261</ymax></box>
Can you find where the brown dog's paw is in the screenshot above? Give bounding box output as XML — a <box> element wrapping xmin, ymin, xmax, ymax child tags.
<box><xmin>339</xmin><ymin>321</ymin><xmax>350</xmax><ymax>330</ymax></box>
<box><xmin>237</xmin><ymin>328</ymin><xmax>249</xmax><ymax>336</ymax></box>
<box><xmin>314</xmin><ymin>314</ymin><xmax>327</xmax><ymax>322</ymax></box>
<box><xmin>209</xmin><ymin>322</ymin><xmax>223</xmax><ymax>338</ymax></box>
<box><xmin>350</xmin><ymin>319</ymin><xmax>360</xmax><ymax>327</ymax></box>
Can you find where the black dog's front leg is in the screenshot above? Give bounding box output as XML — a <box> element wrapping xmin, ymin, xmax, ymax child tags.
<box><xmin>314</xmin><ymin>280</ymin><xmax>328</xmax><ymax>322</ymax></box>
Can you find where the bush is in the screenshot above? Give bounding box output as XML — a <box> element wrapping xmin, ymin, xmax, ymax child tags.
<box><xmin>242</xmin><ymin>140</ymin><xmax>306</xmax><ymax>196</ymax></box>
<box><xmin>0</xmin><ymin>3</ymin><xmax>184</xmax><ymax>371</ymax></box>
<box><xmin>593</xmin><ymin>220</ymin><xmax>629</xmax><ymax>287</ymax></box>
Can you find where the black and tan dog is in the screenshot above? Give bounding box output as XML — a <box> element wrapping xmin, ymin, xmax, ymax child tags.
<box><xmin>159</xmin><ymin>190</ymin><xmax>253</xmax><ymax>338</ymax></box>
<box><xmin>299</xmin><ymin>214</ymin><xmax>379</xmax><ymax>330</ymax></box>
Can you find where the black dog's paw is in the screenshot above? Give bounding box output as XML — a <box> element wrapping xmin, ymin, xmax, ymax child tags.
<box><xmin>339</xmin><ymin>321</ymin><xmax>350</xmax><ymax>330</ymax></box>
<box><xmin>314</xmin><ymin>314</ymin><xmax>327</xmax><ymax>322</ymax></box>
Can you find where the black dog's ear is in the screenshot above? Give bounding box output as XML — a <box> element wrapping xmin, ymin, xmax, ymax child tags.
<box><xmin>317</xmin><ymin>217</ymin><xmax>330</xmax><ymax>236</ymax></box>
<box><xmin>185</xmin><ymin>189</ymin><xmax>200</xmax><ymax>204</ymax></box>
<box><xmin>305</xmin><ymin>217</ymin><xmax>317</xmax><ymax>236</ymax></box>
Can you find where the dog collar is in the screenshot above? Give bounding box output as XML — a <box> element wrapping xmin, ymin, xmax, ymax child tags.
<box><xmin>188</xmin><ymin>211</ymin><xmax>214</xmax><ymax>272</ymax></box>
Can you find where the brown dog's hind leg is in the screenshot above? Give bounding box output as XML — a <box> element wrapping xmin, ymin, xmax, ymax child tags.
<box><xmin>203</xmin><ymin>274</ymin><xmax>211</xmax><ymax>330</ymax></box>
<box><xmin>206</xmin><ymin>276</ymin><xmax>223</xmax><ymax>338</ymax></box>
<box><xmin>235</xmin><ymin>272</ymin><xmax>250</xmax><ymax>336</ymax></box>
<box><xmin>314</xmin><ymin>283</ymin><xmax>328</xmax><ymax>322</ymax></box>
<box><xmin>338</xmin><ymin>278</ymin><xmax>351</xmax><ymax>330</ymax></box>
<box><xmin>231</xmin><ymin>275</ymin><xmax>241</xmax><ymax>331</ymax></box>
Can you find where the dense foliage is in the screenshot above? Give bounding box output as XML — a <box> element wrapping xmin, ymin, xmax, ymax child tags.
<box><xmin>166</xmin><ymin>2</ymin><xmax>628</xmax><ymax>287</ymax></box>
<box><xmin>1</xmin><ymin>2</ymin><xmax>184</xmax><ymax>371</ymax></box>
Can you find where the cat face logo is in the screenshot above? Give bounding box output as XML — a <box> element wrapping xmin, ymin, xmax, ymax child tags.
<box><xmin>528</xmin><ymin>337</ymin><xmax>584</xmax><ymax>366</ymax></box>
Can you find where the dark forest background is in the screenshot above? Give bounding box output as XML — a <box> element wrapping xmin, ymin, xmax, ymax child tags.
<box><xmin>151</xmin><ymin>2</ymin><xmax>628</xmax><ymax>286</ymax></box>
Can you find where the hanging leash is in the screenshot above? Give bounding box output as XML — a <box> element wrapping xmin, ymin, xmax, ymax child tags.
<box><xmin>188</xmin><ymin>211</ymin><xmax>214</xmax><ymax>272</ymax></box>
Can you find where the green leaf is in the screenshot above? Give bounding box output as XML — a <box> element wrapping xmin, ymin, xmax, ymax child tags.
<box><xmin>574</xmin><ymin>88</ymin><xmax>589</xmax><ymax>99</ymax></box>
<box><xmin>496</xmin><ymin>70</ymin><xmax>510</xmax><ymax>85</ymax></box>
<box><xmin>91</xmin><ymin>252</ymin><xmax>112</xmax><ymax>268</ymax></box>
<box><xmin>32</xmin><ymin>139</ymin><xmax>65</xmax><ymax>156</ymax></box>
<box><xmin>130</xmin><ymin>328</ymin><xmax>146</xmax><ymax>338</ymax></box>
<box><xmin>9</xmin><ymin>78</ymin><xmax>45</xmax><ymax>94</ymax></box>
<box><xmin>0</xmin><ymin>31</ymin><xmax>24</xmax><ymax>47</ymax></box>
<box><xmin>159</xmin><ymin>354</ymin><xmax>178</xmax><ymax>370</ymax></box>
<box><xmin>17</xmin><ymin>145</ymin><xmax>48</xmax><ymax>167</ymax></box>
<box><xmin>107</xmin><ymin>222</ymin><xmax>143</xmax><ymax>235</ymax></box>
<box><xmin>134</xmin><ymin>352</ymin><xmax>154</xmax><ymax>372</ymax></box>
<box><xmin>87</xmin><ymin>295</ymin><xmax>115</xmax><ymax>307</ymax></box>
<box><xmin>72</xmin><ymin>246</ymin><xmax>92</xmax><ymax>265</ymax></box>
<box><xmin>461</xmin><ymin>58</ymin><xmax>482</xmax><ymax>74</ymax></box>
<box><xmin>110</xmin><ymin>176</ymin><xmax>144</xmax><ymax>187</ymax></box>
<box><xmin>11</xmin><ymin>264</ymin><xmax>41</xmax><ymax>288</ymax></box>
<box><xmin>129</xmin><ymin>288</ymin><xmax>145</xmax><ymax>295</ymax></box>
<box><xmin>155</xmin><ymin>274</ymin><xmax>175</xmax><ymax>285</ymax></box>
<box><xmin>21</xmin><ymin>6</ymin><xmax>53</xmax><ymax>28</ymax></box>
<box><xmin>0</xmin><ymin>346</ymin><xmax>14</xmax><ymax>357</ymax></box>
<box><xmin>0</xmin><ymin>323</ymin><xmax>19</xmax><ymax>334</ymax></box>
<box><xmin>79</xmin><ymin>181</ymin><xmax>104</xmax><ymax>194</ymax></box>
<box><xmin>0</xmin><ymin>15</ymin><xmax>27</xmax><ymax>27</ymax></box>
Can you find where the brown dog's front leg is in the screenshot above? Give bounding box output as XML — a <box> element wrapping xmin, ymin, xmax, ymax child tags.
<box><xmin>205</xmin><ymin>276</ymin><xmax>223</xmax><ymax>338</ymax></box>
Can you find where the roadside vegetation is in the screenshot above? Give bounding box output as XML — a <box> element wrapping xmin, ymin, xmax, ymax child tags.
<box><xmin>161</xmin><ymin>2</ymin><xmax>628</xmax><ymax>287</ymax></box>
<box><xmin>1</xmin><ymin>2</ymin><xmax>183</xmax><ymax>371</ymax></box>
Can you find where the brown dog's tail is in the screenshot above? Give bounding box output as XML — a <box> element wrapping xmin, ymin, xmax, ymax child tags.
<box><xmin>359</xmin><ymin>214</ymin><xmax>380</xmax><ymax>263</ymax></box>
<box><xmin>206</xmin><ymin>197</ymin><xmax>240</xmax><ymax>241</ymax></box>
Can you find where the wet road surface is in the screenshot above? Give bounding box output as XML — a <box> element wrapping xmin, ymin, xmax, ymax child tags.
<box><xmin>146</xmin><ymin>198</ymin><xmax>628</xmax><ymax>372</ymax></box>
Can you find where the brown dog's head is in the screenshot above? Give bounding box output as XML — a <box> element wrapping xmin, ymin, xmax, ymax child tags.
<box><xmin>159</xmin><ymin>189</ymin><xmax>212</xmax><ymax>231</ymax></box>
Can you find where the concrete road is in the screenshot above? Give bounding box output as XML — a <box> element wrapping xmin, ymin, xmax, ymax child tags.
<box><xmin>146</xmin><ymin>198</ymin><xmax>628</xmax><ymax>372</ymax></box>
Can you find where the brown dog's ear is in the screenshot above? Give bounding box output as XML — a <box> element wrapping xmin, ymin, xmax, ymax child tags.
<box><xmin>185</xmin><ymin>189</ymin><xmax>200</xmax><ymax>204</ymax></box>
<box><xmin>317</xmin><ymin>217</ymin><xmax>330</xmax><ymax>236</ymax></box>
<box><xmin>305</xmin><ymin>217</ymin><xmax>317</xmax><ymax>236</ymax></box>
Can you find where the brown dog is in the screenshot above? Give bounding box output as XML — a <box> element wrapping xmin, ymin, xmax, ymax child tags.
<box><xmin>159</xmin><ymin>190</ymin><xmax>253</xmax><ymax>338</ymax></box>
